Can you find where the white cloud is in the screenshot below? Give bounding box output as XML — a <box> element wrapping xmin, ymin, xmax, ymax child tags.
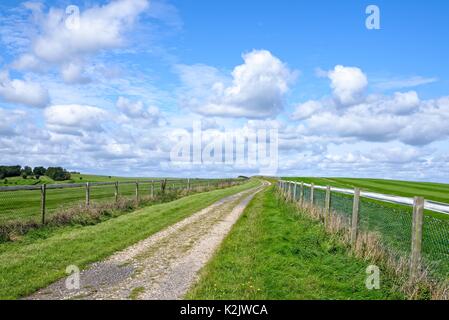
<box><xmin>116</xmin><ymin>96</ymin><xmax>162</xmax><ymax>124</ymax></box>
<box><xmin>61</xmin><ymin>62</ymin><xmax>91</xmax><ymax>84</ymax></box>
<box><xmin>328</xmin><ymin>65</ymin><xmax>368</xmax><ymax>106</ymax></box>
<box><xmin>33</xmin><ymin>0</ymin><xmax>149</xmax><ymax>63</ymax></box>
<box><xmin>11</xmin><ymin>53</ymin><xmax>44</xmax><ymax>72</ymax></box>
<box><xmin>374</xmin><ymin>76</ymin><xmax>438</xmax><ymax>90</ymax></box>
<box><xmin>291</xmin><ymin>100</ymin><xmax>325</xmax><ymax>120</ymax></box>
<box><xmin>6</xmin><ymin>0</ymin><xmax>149</xmax><ymax>85</ymax></box>
<box><xmin>388</xmin><ymin>91</ymin><xmax>420</xmax><ymax>114</ymax></box>
<box><xmin>44</xmin><ymin>104</ymin><xmax>108</xmax><ymax>133</ymax></box>
<box><xmin>0</xmin><ymin>71</ymin><xmax>49</xmax><ymax>108</ymax></box>
<box><xmin>178</xmin><ymin>49</ymin><xmax>296</xmax><ymax>118</ymax></box>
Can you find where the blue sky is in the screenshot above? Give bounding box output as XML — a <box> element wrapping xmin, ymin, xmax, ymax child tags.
<box><xmin>1</xmin><ymin>0</ymin><xmax>449</xmax><ymax>181</ymax></box>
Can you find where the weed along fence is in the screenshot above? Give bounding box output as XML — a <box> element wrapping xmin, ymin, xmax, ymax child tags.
<box><xmin>0</xmin><ymin>178</ymin><xmax>244</xmax><ymax>226</ymax></box>
<box><xmin>277</xmin><ymin>180</ymin><xmax>449</xmax><ymax>285</ymax></box>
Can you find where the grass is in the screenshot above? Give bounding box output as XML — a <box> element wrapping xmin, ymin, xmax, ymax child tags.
<box><xmin>286</xmin><ymin>177</ymin><xmax>449</xmax><ymax>204</ymax></box>
<box><xmin>187</xmin><ymin>185</ymin><xmax>403</xmax><ymax>300</ymax></box>
<box><xmin>0</xmin><ymin>179</ymin><xmax>259</xmax><ymax>299</ymax></box>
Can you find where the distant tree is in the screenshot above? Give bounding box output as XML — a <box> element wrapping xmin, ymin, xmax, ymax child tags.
<box><xmin>46</xmin><ymin>167</ymin><xmax>71</xmax><ymax>181</ymax></box>
<box><xmin>21</xmin><ymin>172</ymin><xmax>28</xmax><ymax>179</ymax></box>
<box><xmin>22</xmin><ymin>166</ymin><xmax>33</xmax><ymax>177</ymax></box>
<box><xmin>0</xmin><ymin>165</ymin><xmax>21</xmax><ymax>178</ymax></box>
<box><xmin>33</xmin><ymin>166</ymin><xmax>47</xmax><ymax>177</ymax></box>
<box><xmin>0</xmin><ymin>172</ymin><xmax>4</xmax><ymax>180</ymax></box>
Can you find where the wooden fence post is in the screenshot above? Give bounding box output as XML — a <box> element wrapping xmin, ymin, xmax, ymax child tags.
<box><xmin>325</xmin><ymin>186</ymin><xmax>331</xmax><ymax>225</ymax></box>
<box><xmin>135</xmin><ymin>181</ymin><xmax>139</xmax><ymax>203</ymax></box>
<box><xmin>293</xmin><ymin>183</ymin><xmax>297</xmax><ymax>201</ymax></box>
<box><xmin>115</xmin><ymin>182</ymin><xmax>119</xmax><ymax>202</ymax></box>
<box><xmin>351</xmin><ymin>188</ymin><xmax>360</xmax><ymax>246</ymax></box>
<box><xmin>85</xmin><ymin>182</ymin><xmax>90</xmax><ymax>206</ymax></box>
<box><xmin>187</xmin><ymin>178</ymin><xmax>191</xmax><ymax>194</ymax></box>
<box><xmin>310</xmin><ymin>183</ymin><xmax>314</xmax><ymax>204</ymax></box>
<box><xmin>161</xmin><ymin>179</ymin><xmax>167</xmax><ymax>195</ymax></box>
<box><xmin>410</xmin><ymin>196</ymin><xmax>424</xmax><ymax>282</ymax></box>
<box><xmin>300</xmin><ymin>182</ymin><xmax>304</xmax><ymax>205</ymax></box>
<box><xmin>151</xmin><ymin>180</ymin><xmax>154</xmax><ymax>198</ymax></box>
<box><xmin>41</xmin><ymin>184</ymin><xmax>46</xmax><ymax>224</ymax></box>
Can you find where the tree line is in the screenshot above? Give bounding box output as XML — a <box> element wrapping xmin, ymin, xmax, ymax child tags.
<box><xmin>0</xmin><ymin>165</ymin><xmax>72</xmax><ymax>181</ymax></box>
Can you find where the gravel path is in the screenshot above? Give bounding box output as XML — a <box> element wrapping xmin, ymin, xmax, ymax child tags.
<box><xmin>28</xmin><ymin>182</ymin><xmax>267</xmax><ymax>300</ymax></box>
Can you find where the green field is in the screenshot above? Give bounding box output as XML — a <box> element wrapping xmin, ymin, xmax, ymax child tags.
<box><xmin>285</xmin><ymin>177</ymin><xmax>449</xmax><ymax>204</ymax></box>
<box><xmin>187</xmin><ymin>186</ymin><xmax>403</xmax><ymax>300</ymax></box>
<box><xmin>0</xmin><ymin>179</ymin><xmax>259</xmax><ymax>299</ymax></box>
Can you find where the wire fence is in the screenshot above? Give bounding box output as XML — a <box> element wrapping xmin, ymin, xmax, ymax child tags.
<box><xmin>0</xmin><ymin>178</ymin><xmax>244</xmax><ymax>227</ymax></box>
<box><xmin>278</xmin><ymin>180</ymin><xmax>449</xmax><ymax>283</ymax></box>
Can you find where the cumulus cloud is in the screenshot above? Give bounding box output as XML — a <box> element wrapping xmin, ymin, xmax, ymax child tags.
<box><xmin>44</xmin><ymin>104</ymin><xmax>108</xmax><ymax>134</ymax></box>
<box><xmin>61</xmin><ymin>62</ymin><xmax>91</xmax><ymax>84</ymax></box>
<box><xmin>33</xmin><ymin>0</ymin><xmax>149</xmax><ymax>63</ymax></box>
<box><xmin>298</xmin><ymin>93</ymin><xmax>449</xmax><ymax>146</ymax></box>
<box><xmin>0</xmin><ymin>71</ymin><xmax>49</xmax><ymax>108</ymax></box>
<box><xmin>9</xmin><ymin>0</ymin><xmax>149</xmax><ymax>84</ymax></box>
<box><xmin>291</xmin><ymin>66</ymin><xmax>449</xmax><ymax>147</ymax></box>
<box><xmin>178</xmin><ymin>49</ymin><xmax>296</xmax><ymax>118</ymax></box>
<box><xmin>116</xmin><ymin>96</ymin><xmax>162</xmax><ymax>124</ymax></box>
<box><xmin>291</xmin><ymin>100</ymin><xmax>326</xmax><ymax>120</ymax></box>
<box><xmin>328</xmin><ymin>65</ymin><xmax>368</xmax><ymax>106</ymax></box>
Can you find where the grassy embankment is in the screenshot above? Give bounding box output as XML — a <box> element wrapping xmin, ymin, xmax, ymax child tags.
<box><xmin>187</xmin><ymin>185</ymin><xmax>403</xmax><ymax>300</ymax></box>
<box><xmin>0</xmin><ymin>179</ymin><xmax>260</xmax><ymax>299</ymax></box>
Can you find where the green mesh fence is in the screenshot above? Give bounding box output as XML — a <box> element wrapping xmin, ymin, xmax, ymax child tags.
<box><xmin>303</xmin><ymin>185</ymin><xmax>311</xmax><ymax>203</ymax></box>
<box><xmin>46</xmin><ymin>186</ymin><xmax>86</xmax><ymax>216</ymax></box>
<box><xmin>422</xmin><ymin>215</ymin><xmax>449</xmax><ymax>279</ymax></box>
<box><xmin>0</xmin><ymin>188</ymin><xmax>42</xmax><ymax>224</ymax></box>
<box><xmin>359</xmin><ymin>198</ymin><xmax>413</xmax><ymax>255</ymax></box>
<box><xmin>90</xmin><ymin>184</ymin><xmax>116</xmax><ymax>204</ymax></box>
<box><xmin>313</xmin><ymin>188</ymin><xmax>326</xmax><ymax>208</ymax></box>
<box><xmin>329</xmin><ymin>192</ymin><xmax>353</xmax><ymax>221</ymax></box>
<box><xmin>281</xmin><ymin>181</ymin><xmax>449</xmax><ymax>280</ymax></box>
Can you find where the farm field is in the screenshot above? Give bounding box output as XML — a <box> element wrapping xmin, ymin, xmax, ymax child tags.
<box><xmin>0</xmin><ymin>179</ymin><xmax>259</xmax><ymax>299</ymax></box>
<box><xmin>285</xmin><ymin>177</ymin><xmax>449</xmax><ymax>204</ymax></box>
<box><xmin>187</xmin><ymin>185</ymin><xmax>403</xmax><ymax>300</ymax></box>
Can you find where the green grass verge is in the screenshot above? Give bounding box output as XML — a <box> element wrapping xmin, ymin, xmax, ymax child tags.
<box><xmin>0</xmin><ymin>179</ymin><xmax>260</xmax><ymax>299</ymax></box>
<box><xmin>187</xmin><ymin>186</ymin><xmax>403</xmax><ymax>300</ymax></box>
